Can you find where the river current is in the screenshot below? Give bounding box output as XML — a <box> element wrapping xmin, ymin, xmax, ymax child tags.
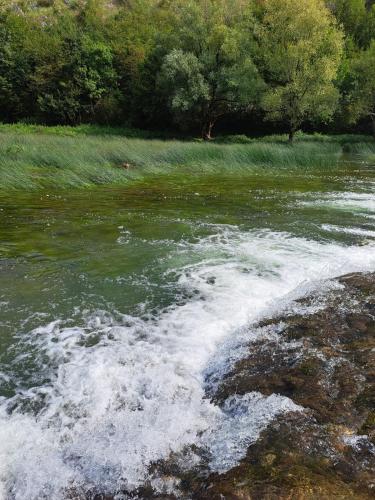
<box><xmin>0</xmin><ymin>160</ymin><xmax>374</xmax><ymax>498</ymax></box>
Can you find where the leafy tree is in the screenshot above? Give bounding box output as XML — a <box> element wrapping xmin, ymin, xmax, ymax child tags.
<box><xmin>327</xmin><ymin>2</ymin><xmax>374</xmax><ymax>131</ymax></box>
<box><xmin>107</xmin><ymin>0</ymin><xmax>174</xmax><ymax>127</ymax></box>
<box><xmin>0</xmin><ymin>0</ymin><xmax>120</xmax><ymax>124</ymax></box>
<box><xmin>257</xmin><ymin>0</ymin><xmax>344</xmax><ymax>141</ymax></box>
<box><xmin>329</xmin><ymin>0</ymin><xmax>375</xmax><ymax>49</ymax></box>
<box><xmin>346</xmin><ymin>41</ymin><xmax>375</xmax><ymax>138</ymax></box>
<box><xmin>32</xmin><ymin>23</ymin><xmax>117</xmax><ymax>124</ymax></box>
<box><xmin>2</xmin><ymin>0</ymin><xmax>375</xmax><ymax>138</ymax></box>
<box><xmin>157</xmin><ymin>0</ymin><xmax>263</xmax><ymax>139</ymax></box>
<box><xmin>329</xmin><ymin>0</ymin><xmax>366</xmax><ymax>46</ymax></box>
<box><xmin>0</xmin><ymin>13</ymin><xmax>37</xmax><ymax>122</ymax></box>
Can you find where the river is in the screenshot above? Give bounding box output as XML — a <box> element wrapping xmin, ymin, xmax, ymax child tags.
<box><xmin>0</xmin><ymin>157</ymin><xmax>374</xmax><ymax>498</ymax></box>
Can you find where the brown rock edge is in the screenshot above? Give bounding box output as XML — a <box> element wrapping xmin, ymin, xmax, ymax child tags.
<box><xmin>186</xmin><ymin>272</ymin><xmax>375</xmax><ymax>499</ymax></box>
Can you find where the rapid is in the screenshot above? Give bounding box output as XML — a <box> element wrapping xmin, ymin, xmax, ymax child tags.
<box><xmin>0</xmin><ymin>159</ymin><xmax>374</xmax><ymax>498</ymax></box>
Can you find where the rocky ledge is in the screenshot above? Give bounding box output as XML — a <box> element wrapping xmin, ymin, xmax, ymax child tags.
<box><xmin>185</xmin><ymin>272</ymin><xmax>375</xmax><ymax>499</ymax></box>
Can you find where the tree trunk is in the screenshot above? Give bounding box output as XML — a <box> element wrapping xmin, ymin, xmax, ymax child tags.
<box><xmin>202</xmin><ymin>120</ymin><xmax>215</xmax><ymax>140</ymax></box>
<box><xmin>372</xmin><ymin>116</ymin><xmax>375</xmax><ymax>140</ymax></box>
<box><xmin>288</xmin><ymin>122</ymin><xmax>299</xmax><ymax>143</ymax></box>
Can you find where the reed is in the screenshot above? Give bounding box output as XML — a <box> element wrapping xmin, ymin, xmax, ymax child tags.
<box><xmin>0</xmin><ymin>125</ymin><xmax>371</xmax><ymax>191</ymax></box>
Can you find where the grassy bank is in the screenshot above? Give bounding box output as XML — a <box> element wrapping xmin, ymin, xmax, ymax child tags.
<box><xmin>0</xmin><ymin>125</ymin><xmax>373</xmax><ymax>191</ymax></box>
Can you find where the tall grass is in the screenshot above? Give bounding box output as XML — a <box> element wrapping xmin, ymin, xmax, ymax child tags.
<box><xmin>0</xmin><ymin>123</ymin><xmax>160</xmax><ymax>139</ymax></box>
<box><xmin>0</xmin><ymin>125</ymin><xmax>370</xmax><ymax>191</ymax></box>
<box><xmin>342</xmin><ymin>140</ymin><xmax>375</xmax><ymax>156</ymax></box>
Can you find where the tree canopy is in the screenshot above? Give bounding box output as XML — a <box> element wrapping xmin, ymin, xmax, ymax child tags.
<box><xmin>257</xmin><ymin>0</ymin><xmax>343</xmax><ymax>141</ymax></box>
<box><xmin>157</xmin><ymin>0</ymin><xmax>263</xmax><ymax>138</ymax></box>
<box><xmin>0</xmin><ymin>0</ymin><xmax>374</xmax><ymax>138</ymax></box>
<box><xmin>347</xmin><ymin>40</ymin><xmax>375</xmax><ymax>137</ymax></box>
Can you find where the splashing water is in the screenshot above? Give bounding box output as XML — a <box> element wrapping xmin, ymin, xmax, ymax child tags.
<box><xmin>0</xmin><ymin>160</ymin><xmax>374</xmax><ymax>498</ymax></box>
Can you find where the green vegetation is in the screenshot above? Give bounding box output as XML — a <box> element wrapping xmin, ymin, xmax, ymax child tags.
<box><xmin>258</xmin><ymin>0</ymin><xmax>343</xmax><ymax>142</ymax></box>
<box><xmin>347</xmin><ymin>40</ymin><xmax>375</xmax><ymax>137</ymax></box>
<box><xmin>157</xmin><ymin>1</ymin><xmax>263</xmax><ymax>139</ymax></box>
<box><xmin>0</xmin><ymin>125</ymin><xmax>373</xmax><ymax>191</ymax></box>
<box><xmin>0</xmin><ymin>0</ymin><xmax>374</xmax><ymax>139</ymax></box>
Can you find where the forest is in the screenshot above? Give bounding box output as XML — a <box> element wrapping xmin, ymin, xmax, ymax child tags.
<box><xmin>0</xmin><ymin>0</ymin><xmax>375</xmax><ymax>140</ymax></box>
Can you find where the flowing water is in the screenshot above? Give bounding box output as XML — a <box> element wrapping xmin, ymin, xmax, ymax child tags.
<box><xmin>0</xmin><ymin>157</ymin><xmax>374</xmax><ymax>498</ymax></box>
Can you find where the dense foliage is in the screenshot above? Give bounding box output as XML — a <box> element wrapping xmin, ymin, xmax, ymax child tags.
<box><xmin>0</xmin><ymin>0</ymin><xmax>374</xmax><ymax>138</ymax></box>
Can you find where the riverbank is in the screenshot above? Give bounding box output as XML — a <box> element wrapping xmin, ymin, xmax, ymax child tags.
<box><xmin>0</xmin><ymin>125</ymin><xmax>374</xmax><ymax>191</ymax></box>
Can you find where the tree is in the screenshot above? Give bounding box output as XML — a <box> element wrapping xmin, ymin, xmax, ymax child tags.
<box><xmin>329</xmin><ymin>0</ymin><xmax>375</xmax><ymax>49</ymax></box>
<box><xmin>107</xmin><ymin>0</ymin><xmax>175</xmax><ymax>127</ymax></box>
<box><xmin>157</xmin><ymin>0</ymin><xmax>263</xmax><ymax>139</ymax></box>
<box><xmin>257</xmin><ymin>0</ymin><xmax>344</xmax><ymax>141</ymax></box>
<box><xmin>32</xmin><ymin>20</ymin><xmax>116</xmax><ymax>124</ymax></box>
<box><xmin>0</xmin><ymin>12</ymin><xmax>37</xmax><ymax>122</ymax></box>
<box><xmin>347</xmin><ymin>41</ymin><xmax>375</xmax><ymax>138</ymax></box>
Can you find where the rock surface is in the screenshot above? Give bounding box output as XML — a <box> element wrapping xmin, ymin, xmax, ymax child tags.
<box><xmin>187</xmin><ymin>272</ymin><xmax>375</xmax><ymax>499</ymax></box>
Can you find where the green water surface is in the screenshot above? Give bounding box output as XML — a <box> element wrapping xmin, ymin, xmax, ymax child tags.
<box><xmin>0</xmin><ymin>159</ymin><xmax>374</xmax><ymax>397</ymax></box>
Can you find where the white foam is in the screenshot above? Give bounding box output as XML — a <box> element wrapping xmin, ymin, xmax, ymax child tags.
<box><xmin>206</xmin><ymin>392</ymin><xmax>303</xmax><ymax>473</ymax></box>
<box><xmin>299</xmin><ymin>191</ymin><xmax>375</xmax><ymax>212</ymax></box>
<box><xmin>1</xmin><ymin>227</ymin><xmax>375</xmax><ymax>499</ymax></box>
<box><xmin>322</xmin><ymin>224</ymin><xmax>375</xmax><ymax>238</ymax></box>
<box><xmin>342</xmin><ymin>434</ymin><xmax>375</xmax><ymax>454</ymax></box>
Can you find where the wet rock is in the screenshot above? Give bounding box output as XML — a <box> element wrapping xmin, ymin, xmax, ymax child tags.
<box><xmin>188</xmin><ymin>413</ymin><xmax>374</xmax><ymax>499</ymax></box>
<box><xmin>195</xmin><ymin>272</ymin><xmax>375</xmax><ymax>499</ymax></box>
